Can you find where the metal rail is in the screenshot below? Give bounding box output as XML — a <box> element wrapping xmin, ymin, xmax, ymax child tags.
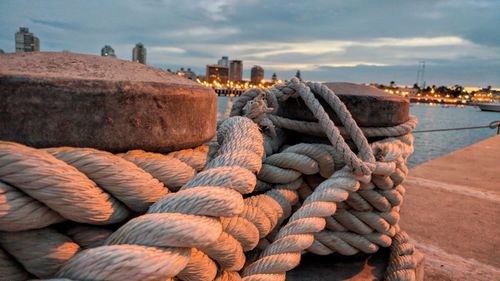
<box><xmin>413</xmin><ymin>120</ymin><xmax>500</xmax><ymax>134</ymax></box>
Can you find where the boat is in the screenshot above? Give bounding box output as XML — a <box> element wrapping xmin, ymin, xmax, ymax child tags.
<box><xmin>477</xmin><ymin>103</ymin><xmax>500</xmax><ymax>112</ymax></box>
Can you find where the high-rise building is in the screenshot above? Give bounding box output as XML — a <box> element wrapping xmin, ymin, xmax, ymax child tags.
<box><xmin>101</xmin><ymin>45</ymin><xmax>116</xmax><ymax>57</ymax></box>
<box><xmin>15</xmin><ymin>27</ymin><xmax>40</xmax><ymax>53</ymax></box>
<box><xmin>132</xmin><ymin>43</ymin><xmax>146</xmax><ymax>64</ymax></box>
<box><xmin>206</xmin><ymin>64</ymin><xmax>229</xmax><ymax>83</ymax></box>
<box><xmin>217</xmin><ymin>56</ymin><xmax>229</xmax><ymax>67</ymax></box>
<box><xmin>229</xmin><ymin>60</ymin><xmax>243</xmax><ymax>82</ymax></box>
<box><xmin>250</xmin><ymin>65</ymin><xmax>264</xmax><ymax>85</ymax></box>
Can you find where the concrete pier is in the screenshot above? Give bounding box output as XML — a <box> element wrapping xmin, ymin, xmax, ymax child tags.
<box><xmin>400</xmin><ymin>134</ymin><xmax>500</xmax><ymax>280</ymax></box>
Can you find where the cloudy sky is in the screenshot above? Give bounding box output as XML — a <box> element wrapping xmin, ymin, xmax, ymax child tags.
<box><xmin>1</xmin><ymin>0</ymin><xmax>499</xmax><ymax>86</ymax></box>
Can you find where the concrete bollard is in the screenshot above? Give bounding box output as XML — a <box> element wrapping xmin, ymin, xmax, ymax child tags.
<box><xmin>278</xmin><ymin>82</ymin><xmax>410</xmax><ymax>128</ymax></box>
<box><xmin>0</xmin><ymin>52</ymin><xmax>217</xmax><ymax>152</ymax></box>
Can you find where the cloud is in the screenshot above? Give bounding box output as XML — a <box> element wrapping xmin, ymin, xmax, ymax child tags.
<box><xmin>197</xmin><ymin>0</ymin><xmax>232</xmax><ymax>21</ymax></box>
<box><xmin>0</xmin><ymin>0</ymin><xmax>498</xmax><ymax>86</ymax></box>
<box><xmin>228</xmin><ymin>36</ymin><xmax>469</xmax><ymax>59</ymax></box>
<box><xmin>162</xmin><ymin>27</ymin><xmax>240</xmax><ymax>39</ymax></box>
<box><xmin>30</xmin><ymin>19</ymin><xmax>79</xmax><ymax>30</ymax></box>
<box><xmin>249</xmin><ymin>62</ymin><xmax>388</xmax><ymax>71</ymax></box>
<box><xmin>365</xmin><ymin>36</ymin><xmax>466</xmax><ymax>47</ymax></box>
<box><xmin>149</xmin><ymin>46</ymin><xmax>186</xmax><ymax>54</ymax></box>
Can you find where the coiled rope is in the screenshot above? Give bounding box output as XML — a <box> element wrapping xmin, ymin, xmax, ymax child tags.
<box><xmin>0</xmin><ymin>144</ymin><xmax>206</xmax><ymax>232</ymax></box>
<box><xmin>1</xmin><ymin>78</ymin><xmax>419</xmax><ymax>281</ymax></box>
<box><xmin>230</xmin><ymin>78</ymin><xmax>417</xmax><ymax>281</ymax></box>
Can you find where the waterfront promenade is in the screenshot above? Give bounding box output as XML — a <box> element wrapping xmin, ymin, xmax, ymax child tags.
<box><xmin>401</xmin><ymin>134</ymin><xmax>500</xmax><ymax>280</ymax></box>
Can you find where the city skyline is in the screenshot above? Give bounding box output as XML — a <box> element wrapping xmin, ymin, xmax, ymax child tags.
<box><xmin>0</xmin><ymin>1</ymin><xmax>499</xmax><ymax>86</ymax></box>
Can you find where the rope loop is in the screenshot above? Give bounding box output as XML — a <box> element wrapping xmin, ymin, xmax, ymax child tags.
<box><xmin>489</xmin><ymin>120</ymin><xmax>500</xmax><ymax>129</ymax></box>
<box><xmin>237</xmin><ymin>77</ymin><xmax>375</xmax><ymax>175</ymax></box>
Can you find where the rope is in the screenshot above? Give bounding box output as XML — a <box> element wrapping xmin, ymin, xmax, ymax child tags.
<box><xmin>384</xmin><ymin>231</ymin><xmax>418</xmax><ymax>281</ymax></box>
<box><xmin>268</xmin><ymin>115</ymin><xmax>418</xmax><ymax>138</ymax></box>
<box><xmin>231</xmin><ymin>79</ymin><xmax>417</xmax><ymax>280</ymax></box>
<box><xmin>0</xmin><ymin>228</ymin><xmax>80</xmax><ymax>278</ymax></box>
<box><xmin>56</xmin><ymin>116</ymin><xmax>264</xmax><ymax>280</ymax></box>
<box><xmin>0</xmin><ymin>130</ymin><xmax>415</xmax><ymax>280</ymax></box>
<box><xmin>236</xmin><ymin>78</ymin><xmax>375</xmax><ymax>175</ymax></box>
<box><xmin>0</xmin><ymin>142</ymin><xmax>206</xmax><ymax>232</ymax></box>
<box><xmin>0</xmin><ymin>79</ymin><xmax>419</xmax><ymax>281</ymax></box>
<box><xmin>0</xmin><ymin>247</ymin><xmax>32</xmax><ymax>280</ymax></box>
<box><xmin>413</xmin><ymin>120</ymin><xmax>500</xmax><ymax>133</ymax></box>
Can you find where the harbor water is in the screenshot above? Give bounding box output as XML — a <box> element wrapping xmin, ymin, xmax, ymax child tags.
<box><xmin>408</xmin><ymin>103</ymin><xmax>499</xmax><ymax>167</ymax></box>
<box><xmin>217</xmin><ymin>97</ymin><xmax>500</xmax><ymax>167</ymax></box>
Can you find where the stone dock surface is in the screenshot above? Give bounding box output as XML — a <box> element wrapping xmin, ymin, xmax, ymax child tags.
<box><xmin>401</xmin><ymin>134</ymin><xmax>500</xmax><ymax>281</ymax></box>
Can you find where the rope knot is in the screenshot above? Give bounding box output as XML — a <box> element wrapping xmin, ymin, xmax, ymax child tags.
<box><xmin>271</xmin><ymin>78</ymin><xmax>303</xmax><ymax>100</ymax></box>
<box><xmin>242</xmin><ymin>91</ymin><xmax>276</xmax><ymax>137</ymax></box>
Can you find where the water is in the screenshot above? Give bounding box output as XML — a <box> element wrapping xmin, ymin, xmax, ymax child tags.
<box><xmin>408</xmin><ymin>104</ymin><xmax>499</xmax><ymax>167</ymax></box>
<box><xmin>217</xmin><ymin>97</ymin><xmax>500</xmax><ymax>167</ymax></box>
<box><xmin>218</xmin><ymin>96</ymin><xmax>232</xmax><ymax>115</ymax></box>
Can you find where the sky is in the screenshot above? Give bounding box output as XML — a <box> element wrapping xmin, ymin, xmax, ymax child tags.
<box><xmin>0</xmin><ymin>0</ymin><xmax>499</xmax><ymax>87</ymax></box>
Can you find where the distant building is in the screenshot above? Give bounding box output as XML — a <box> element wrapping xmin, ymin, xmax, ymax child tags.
<box><xmin>250</xmin><ymin>65</ymin><xmax>264</xmax><ymax>85</ymax></box>
<box><xmin>15</xmin><ymin>27</ymin><xmax>40</xmax><ymax>53</ymax></box>
<box><xmin>206</xmin><ymin>64</ymin><xmax>229</xmax><ymax>83</ymax></box>
<box><xmin>184</xmin><ymin>68</ymin><xmax>197</xmax><ymax>80</ymax></box>
<box><xmin>217</xmin><ymin>56</ymin><xmax>229</xmax><ymax>67</ymax></box>
<box><xmin>271</xmin><ymin>73</ymin><xmax>277</xmax><ymax>83</ymax></box>
<box><xmin>176</xmin><ymin>67</ymin><xmax>197</xmax><ymax>80</ymax></box>
<box><xmin>101</xmin><ymin>45</ymin><xmax>116</xmax><ymax>57</ymax></box>
<box><xmin>229</xmin><ymin>60</ymin><xmax>243</xmax><ymax>82</ymax></box>
<box><xmin>132</xmin><ymin>43</ymin><xmax>146</xmax><ymax>64</ymax></box>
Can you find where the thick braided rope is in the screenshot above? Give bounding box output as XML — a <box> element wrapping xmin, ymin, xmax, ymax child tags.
<box><xmin>0</xmin><ymin>247</ymin><xmax>32</xmax><ymax>280</ymax></box>
<box><xmin>242</xmin><ymin>167</ymin><xmax>368</xmax><ymax>280</ymax></box>
<box><xmin>260</xmin><ymin>163</ymin><xmax>400</xmax><ymax>258</ymax></box>
<box><xmin>213</xmin><ymin>144</ymin><xmax>338</xmax><ymax>272</ymax></box>
<box><xmin>307</xmin><ymin>81</ymin><xmax>376</xmax><ymax>165</ymax></box>
<box><xmin>0</xmin><ymin>142</ymin><xmax>206</xmax><ymax>232</ymax></box>
<box><xmin>227</xmin><ymin>85</ymin><xmax>414</xmax><ymax>279</ymax></box>
<box><xmin>230</xmin><ymin>79</ymin><xmax>375</xmax><ymax>279</ymax></box>
<box><xmin>231</xmin><ymin>81</ymin><xmax>417</xmax><ymax>140</ymax></box>
<box><xmin>230</xmin><ymin>88</ymin><xmax>279</xmax><ymax>117</ymax></box>
<box><xmin>237</xmin><ymin>78</ymin><xmax>375</xmax><ymax>175</ymax></box>
<box><xmin>0</xmin><ymin>142</ymin><xmax>128</xmax><ymax>228</ymax></box>
<box><xmin>268</xmin><ymin>115</ymin><xmax>418</xmax><ymax>138</ymax></box>
<box><xmin>384</xmin><ymin>231</ymin><xmax>418</xmax><ymax>281</ymax></box>
<box><xmin>230</xmin><ymin>142</ymin><xmax>343</xmax><ymax>265</ymax></box>
<box><xmin>1</xmin><ymin>84</ymin><xmax>417</xmax><ymax>281</ymax></box>
<box><xmin>1</xmin><ymin>124</ymin><xmax>293</xmax><ymax>278</ymax></box>
<box><xmin>0</xmin><ymin>145</ymin><xmax>208</xmax><ymax>278</ymax></box>
<box><xmin>258</xmin><ymin>143</ymin><xmax>339</xmax><ymax>185</ymax></box>
<box><xmin>233</xmin><ymin>80</ymin><xmax>415</xmax><ymax>280</ymax></box>
<box><xmin>303</xmin><ymin>135</ymin><xmax>413</xmax><ymax>256</ymax></box>
<box><xmin>0</xmin><ymin>228</ymin><xmax>81</xmax><ymax>278</ymax></box>
<box><xmin>239</xmin><ymin>139</ymin><xmax>415</xmax><ymax>280</ymax></box>
<box><xmin>54</xmin><ymin>116</ymin><xmax>264</xmax><ymax>281</ymax></box>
